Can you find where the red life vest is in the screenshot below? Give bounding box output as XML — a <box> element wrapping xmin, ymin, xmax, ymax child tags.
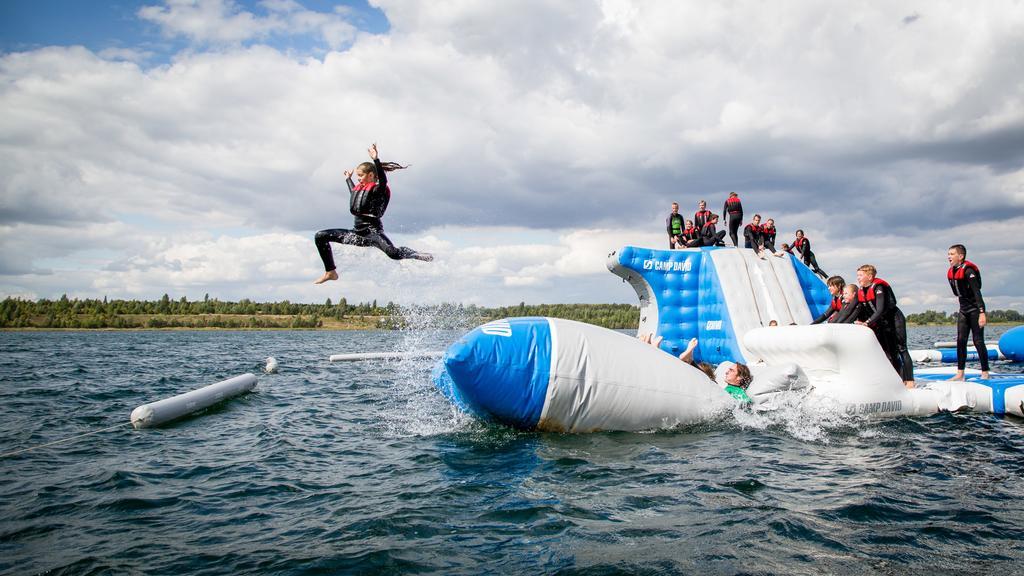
<box><xmin>947</xmin><ymin>261</ymin><xmax>980</xmax><ymax>282</ymax></box>
<box><xmin>725</xmin><ymin>197</ymin><xmax>742</xmax><ymax>211</ymax></box>
<box><xmin>694</xmin><ymin>209</ymin><xmax>712</xmax><ymax>224</ymax></box>
<box><xmin>793</xmin><ymin>237</ymin><xmax>807</xmax><ymax>250</ymax></box>
<box><xmin>857</xmin><ymin>278</ymin><xmax>890</xmax><ymax>303</ymax></box>
<box><xmin>350</xmin><ymin>181</ymin><xmax>391</xmax><ymax>218</ymax></box>
<box><xmin>761</xmin><ymin>225</ymin><xmax>775</xmax><ymax>236</ymax></box>
<box><xmin>826</xmin><ymin>295</ymin><xmax>843</xmax><ymax>323</ymax></box>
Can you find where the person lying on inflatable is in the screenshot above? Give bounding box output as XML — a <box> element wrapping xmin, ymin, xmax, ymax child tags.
<box><xmin>639</xmin><ymin>334</ymin><xmax>753</xmax><ymax>403</ymax></box>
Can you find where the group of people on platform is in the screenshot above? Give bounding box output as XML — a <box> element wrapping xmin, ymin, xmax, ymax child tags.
<box><xmin>662</xmin><ymin>193</ymin><xmax>992</xmax><ymax>391</ymax></box>
<box><xmin>664</xmin><ymin>195</ymin><xmax>828</xmax><ymax>279</ymax></box>
<box><xmin>803</xmin><ymin>244</ymin><xmax>989</xmax><ymax>387</ymax></box>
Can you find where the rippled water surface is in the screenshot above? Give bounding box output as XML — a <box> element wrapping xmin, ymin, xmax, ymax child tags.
<box><xmin>1</xmin><ymin>325</ymin><xmax>1022</xmax><ymax>575</ymax></box>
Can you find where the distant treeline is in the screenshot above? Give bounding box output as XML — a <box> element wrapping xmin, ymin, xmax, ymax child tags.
<box><xmin>0</xmin><ymin>295</ymin><xmax>641</xmax><ymax>330</ymax></box>
<box><xmin>904</xmin><ymin>309</ymin><xmax>1023</xmax><ymax>325</ymax></box>
<box><xmin>4</xmin><ymin>295</ymin><xmax>1018</xmax><ymax>330</ymax></box>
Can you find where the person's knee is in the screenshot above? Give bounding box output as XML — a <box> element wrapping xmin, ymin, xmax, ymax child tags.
<box><xmin>314</xmin><ymin>230</ymin><xmax>329</xmax><ymax>242</ymax></box>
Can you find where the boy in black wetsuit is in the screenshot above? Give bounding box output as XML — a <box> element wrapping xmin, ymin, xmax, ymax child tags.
<box><xmin>811</xmin><ymin>276</ymin><xmax>845</xmax><ymax>324</ymax></box>
<box><xmin>947</xmin><ymin>244</ymin><xmax>990</xmax><ymax>380</ymax></box>
<box><xmin>760</xmin><ymin>218</ymin><xmax>777</xmax><ymax>253</ymax></box>
<box><xmin>694</xmin><ymin>200</ymin><xmax>713</xmax><ymax>230</ymax></box>
<box><xmin>855</xmin><ymin>264</ymin><xmax>914</xmax><ymax>388</ymax></box>
<box><xmin>700</xmin><ymin>214</ymin><xmax>727</xmax><ymax>247</ymax></box>
<box><xmin>666</xmin><ymin>202</ymin><xmax>685</xmax><ymax>249</ymax></box>
<box><xmin>723</xmin><ymin>192</ymin><xmax>743</xmax><ymax>247</ymax></box>
<box><xmin>314</xmin><ymin>143</ymin><xmax>432</xmax><ymax>284</ymax></box>
<box><xmin>743</xmin><ymin>214</ymin><xmax>763</xmax><ymax>250</ymax></box>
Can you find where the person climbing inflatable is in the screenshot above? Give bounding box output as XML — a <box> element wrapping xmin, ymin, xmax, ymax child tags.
<box><xmin>314</xmin><ymin>143</ymin><xmax>433</xmax><ymax>284</ymax></box>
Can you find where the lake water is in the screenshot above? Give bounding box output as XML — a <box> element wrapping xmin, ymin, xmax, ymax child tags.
<box><xmin>1</xmin><ymin>324</ymin><xmax>1022</xmax><ymax>575</ymax></box>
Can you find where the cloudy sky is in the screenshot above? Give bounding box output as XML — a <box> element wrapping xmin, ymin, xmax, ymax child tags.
<box><xmin>1</xmin><ymin>0</ymin><xmax>1022</xmax><ymax>311</ymax></box>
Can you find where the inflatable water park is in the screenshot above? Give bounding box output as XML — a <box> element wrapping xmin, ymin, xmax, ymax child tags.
<box><xmin>432</xmin><ymin>246</ymin><xmax>1024</xmax><ymax>432</ymax></box>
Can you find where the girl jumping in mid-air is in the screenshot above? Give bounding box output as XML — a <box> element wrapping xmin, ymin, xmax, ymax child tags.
<box><xmin>314</xmin><ymin>143</ymin><xmax>433</xmax><ymax>284</ymax></box>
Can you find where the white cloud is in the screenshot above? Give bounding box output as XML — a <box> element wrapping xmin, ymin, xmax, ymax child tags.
<box><xmin>1</xmin><ymin>1</ymin><xmax>1023</xmax><ymax>312</ymax></box>
<box><xmin>138</xmin><ymin>0</ymin><xmax>357</xmax><ymax>49</ymax></box>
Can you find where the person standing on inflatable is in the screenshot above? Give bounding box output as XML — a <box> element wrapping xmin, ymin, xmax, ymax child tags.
<box><xmin>666</xmin><ymin>202</ymin><xmax>685</xmax><ymax>249</ymax></box>
<box><xmin>314</xmin><ymin>143</ymin><xmax>433</xmax><ymax>284</ymax></box>
<box><xmin>722</xmin><ymin>192</ymin><xmax>743</xmax><ymax>247</ymax></box>
<box><xmin>947</xmin><ymin>244</ymin><xmax>990</xmax><ymax>380</ymax></box>
<box><xmin>855</xmin><ymin>264</ymin><xmax>915</xmax><ymax>388</ymax></box>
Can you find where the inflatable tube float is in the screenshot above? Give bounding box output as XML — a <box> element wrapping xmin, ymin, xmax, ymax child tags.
<box><xmin>1000</xmin><ymin>325</ymin><xmax>1024</xmax><ymax>362</ymax></box>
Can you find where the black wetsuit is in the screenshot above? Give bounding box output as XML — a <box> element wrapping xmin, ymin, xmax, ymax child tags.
<box><xmin>723</xmin><ymin>196</ymin><xmax>743</xmax><ymax>247</ymax></box>
<box><xmin>694</xmin><ymin>209</ymin><xmax>713</xmax><ymax>230</ymax></box>
<box><xmin>681</xmin><ymin>226</ymin><xmax>701</xmax><ymax>247</ymax></box>
<box><xmin>811</xmin><ymin>295</ymin><xmax>842</xmax><ymax>324</ymax></box>
<box><xmin>666</xmin><ymin>213</ymin><xmax>685</xmax><ymax>249</ymax></box>
<box><xmin>314</xmin><ymin>158</ymin><xmax>423</xmax><ymax>271</ymax></box>
<box><xmin>793</xmin><ymin>237</ymin><xmax>827</xmax><ymax>279</ymax></box>
<box><xmin>832</xmin><ymin>298</ymin><xmax>861</xmax><ymax>324</ymax></box>
<box><xmin>760</xmin><ymin>225</ymin><xmax>777</xmax><ymax>253</ymax></box>
<box><xmin>743</xmin><ymin>223</ymin><xmax>761</xmax><ymax>250</ymax></box>
<box><xmin>700</xmin><ymin>221</ymin><xmax>727</xmax><ymax>247</ymax></box>
<box><xmin>948</xmin><ymin>261</ymin><xmax>989</xmax><ymax>371</ymax></box>
<box><xmin>858</xmin><ymin>278</ymin><xmax>914</xmax><ymax>382</ymax></box>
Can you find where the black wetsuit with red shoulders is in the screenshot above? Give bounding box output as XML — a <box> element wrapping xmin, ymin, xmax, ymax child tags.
<box><xmin>314</xmin><ymin>158</ymin><xmax>424</xmax><ymax>271</ymax></box>
<box><xmin>948</xmin><ymin>260</ymin><xmax>989</xmax><ymax>371</ymax></box>
<box><xmin>700</xmin><ymin>220</ymin><xmax>727</xmax><ymax>247</ymax></box>
<box><xmin>743</xmin><ymin>223</ymin><xmax>762</xmax><ymax>250</ymax></box>
<box><xmin>694</xmin><ymin>209</ymin><xmax>713</xmax><ymax>230</ymax></box>
<box><xmin>723</xmin><ymin>196</ymin><xmax>743</xmax><ymax>247</ymax></box>
<box><xmin>812</xmin><ymin>295</ymin><xmax>842</xmax><ymax>324</ymax></box>
<box><xmin>682</xmin><ymin>226</ymin><xmax>700</xmax><ymax>247</ymax></box>
<box><xmin>793</xmin><ymin>236</ymin><xmax>827</xmax><ymax>279</ymax></box>
<box><xmin>760</xmin><ymin>224</ymin><xmax>777</xmax><ymax>252</ymax></box>
<box><xmin>858</xmin><ymin>278</ymin><xmax>913</xmax><ymax>382</ymax></box>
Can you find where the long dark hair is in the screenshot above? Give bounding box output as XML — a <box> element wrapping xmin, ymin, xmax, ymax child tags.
<box><xmin>357</xmin><ymin>160</ymin><xmax>409</xmax><ymax>178</ymax></box>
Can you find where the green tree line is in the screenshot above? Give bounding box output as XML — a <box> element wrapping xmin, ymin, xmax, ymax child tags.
<box><xmin>0</xmin><ymin>295</ymin><xmax>642</xmax><ymax>330</ymax></box>
<box><xmin>905</xmin><ymin>309</ymin><xmax>1023</xmax><ymax>325</ymax></box>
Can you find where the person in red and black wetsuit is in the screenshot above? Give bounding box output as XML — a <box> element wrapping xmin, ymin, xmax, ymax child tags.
<box><xmin>314</xmin><ymin>143</ymin><xmax>433</xmax><ymax>284</ymax></box>
<box><xmin>723</xmin><ymin>192</ymin><xmax>743</xmax><ymax>247</ymax></box>
<box><xmin>666</xmin><ymin>202</ymin><xmax>685</xmax><ymax>249</ymax></box>
<box><xmin>854</xmin><ymin>264</ymin><xmax>914</xmax><ymax>388</ymax></box>
<box><xmin>760</xmin><ymin>218</ymin><xmax>777</xmax><ymax>253</ymax></box>
<box><xmin>946</xmin><ymin>244</ymin><xmax>990</xmax><ymax>380</ymax></box>
<box><xmin>793</xmin><ymin>230</ymin><xmax>827</xmax><ymax>279</ymax></box>
<box><xmin>681</xmin><ymin>219</ymin><xmax>701</xmax><ymax>247</ymax></box>
<box><xmin>700</xmin><ymin>214</ymin><xmax>727</xmax><ymax>246</ymax></box>
<box><xmin>743</xmin><ymin>214</ymin><xmax>763</xmax><ymax>250</ymax></box>
<box><xmin>694</xmin><ymin>200</ymin><xmax>713</xmax><ymax>230</ymax></box>
<box><xmin>811</xmin><ymin>276</ymin><xmax>845</xmax><ymax>324</ymax></box>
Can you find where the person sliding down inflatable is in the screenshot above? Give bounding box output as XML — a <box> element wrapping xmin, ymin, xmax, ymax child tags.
<box><xmin>314</xmin><ymin>143</ymin><xmax>433</xmax><ymax>284</ymax></box>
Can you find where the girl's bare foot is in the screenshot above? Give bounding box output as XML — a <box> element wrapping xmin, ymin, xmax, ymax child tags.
<box><xmin>980</xmin><ymin>372</ymin><xmax>991</xmax><ymax>380</ymax></box>
<box><xmin>904</xmin><ymin>381</ymin><xmax>916</xmax><ymax>389</ymax></box>
<box><xmin>314</xmin><ymin>270</ymin><xmax>338</xmax><ymax>284</ymax></box>
<box><xmin>947</xmin><ymin>371</ymin><xmax>965</xmax><ymax>381</ymax></box>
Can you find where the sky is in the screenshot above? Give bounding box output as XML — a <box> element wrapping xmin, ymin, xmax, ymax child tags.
<box><xmin>1</xmin><ymin>0</ymin><xmax>1022</xmax><ymax>312</ymax></box>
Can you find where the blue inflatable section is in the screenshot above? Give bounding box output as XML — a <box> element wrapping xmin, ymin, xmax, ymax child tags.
<box><xmin>1000</xmin><ymin>325</ymin><xmax>1024</xmax><ymax>363</ymax></box>
<box><xmin>696</xmin><ymin>250</ymin><xmax>744</xmax><ymax>365</ymax></box>
<box><xmin>433</xmin><ymin>317</ymin><xmax>551</xmax><ymax>428</ymax></box>
<box><xmin>791</xmin><ymin>257</ymin><xmax>833</xmax><ymax>320</ymax></box>
<box><xmin>937</xmin><ymin>348</ymin><xmax>1001</xmax><ymax>363</ymax></box>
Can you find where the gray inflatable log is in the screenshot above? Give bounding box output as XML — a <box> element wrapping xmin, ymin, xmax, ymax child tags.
<box><xmin>130</xmin><ymin>373</ymin><xmax>258</xmax><ymax>429</ymax></box>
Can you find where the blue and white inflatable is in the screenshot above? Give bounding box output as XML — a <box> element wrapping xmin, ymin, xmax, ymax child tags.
<box><xmin>432</xmin><ymin>247</ymin><xmax>1024</xmax><ymax>431</ymax></box>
